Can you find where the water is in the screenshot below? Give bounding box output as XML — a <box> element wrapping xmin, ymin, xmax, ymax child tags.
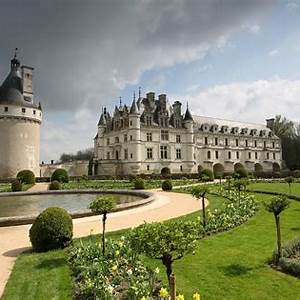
<box><xmin>0</xmin><ymin>193</ymin><xmax>142</xmax><ymax>218</ymax></box>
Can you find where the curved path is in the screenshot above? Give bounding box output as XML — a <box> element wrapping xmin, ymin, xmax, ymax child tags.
<box><xmin>0</xmin><ymin>188</ymin><xmax>206</xmax><ymax>297</ymax></box>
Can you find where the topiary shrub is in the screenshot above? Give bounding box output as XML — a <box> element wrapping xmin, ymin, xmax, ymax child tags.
<box><xmin>200</xmin><ymin>169</ymin><xmax>214</xmax><ymax>181</ymax></box>
<box><xmin>162</xmin><ymin>179</ymin><xmax>172</xmax><ymax>191</ymax></box>
<box><xmin>16</xmin><ymin>169</ymin><xmax>35</xmax><ymax>184</ymax></box>
<box><xmin>29</xmin><ymin>207</ymin><xmax>73</xmax><ymax>252</ymax></box>
<box><xmin>49</xmin><ymin>180</ymin><xmax>61</xmax><ymax>190</ymax></box>
<box><xmin>292</xmin><ymin>170</ymin><xmax>300</xmax><ymax>178</ymax></box>
<box><xmin>11</xmin><ymin>179</ymin><xmax>22</xmax><ymax>192</ymax></box>
<box><xmin>134</xmin><ymin>178</ymin><xmax>145</xmax><ymax>190</ymax></box>
<box><xmin>234</xmin><ymin>168</ymin><xmax>248</xmax><ymax>179</ymax></box>
<box><xmin>51</xmin><ymin>168</ymin><xmax>69</xmax><ymax>183</ymax></box>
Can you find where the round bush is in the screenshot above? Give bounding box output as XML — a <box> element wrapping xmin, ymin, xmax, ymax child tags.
<box><xmin>293</xmin><ymin>170</ymin><xmax>300</xmax><ymax>178</ymax></box>
<box><xmin>162</xmin><ymin>179</ymin><xmax>172</xmax><ymax>191</ymax></box>
<box><xmin>51</xmin><ymin>168</ymin><xmax>69</xmax><ymax>183</ymax></box>
<box><xmin>11</xmin><ymin>179</ymin><xmax>22</xmax><ymax>192</ymax></box>
<box><xmin>234</xmin><ymin>168</ymin><xmax>248</xmax><ymax>179</ymax></box>
<box><xmin>49</xmin><ymin>180</ymin><xmax>61</xmax><ymax>190</ymax></box>
<box><xmin>29</xmin><ymin>207</ymin><xmax>73</xmax><ymax>252</ymax></box>
<box><xmin>16</xmin><ymin>169</ymin><xmax>35</xmax><ymax>184</ymax></box>
<box><xmin>134</xmin><ymin>178</ymin><xmax>145</xmax><ymax>190</ymax></box>
<box><xmin>200</xmin><ymin>169</ymin><xmax>214</xmax><ymax>181</ymax></box>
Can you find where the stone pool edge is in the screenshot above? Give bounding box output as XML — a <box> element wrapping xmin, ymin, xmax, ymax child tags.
<box><xmin>0</xmin><ymin>189</ymin><xmax>155</xmax><ymax>227</ymax></box>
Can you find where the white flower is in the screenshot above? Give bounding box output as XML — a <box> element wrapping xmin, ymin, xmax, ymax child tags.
<box><xmin>155</xmin><ymin>267</ymin><xmax>160</xmax><ymax>274</ymax></box>
<box><xmin>127</xmin><ymin>269</ymin><xmax>133</xmax><ymax>275</ymax></box>
<box><xmin>107</xmin><ymin>285</ymin><xmax>114</xmax><ymax>294</ymax></box>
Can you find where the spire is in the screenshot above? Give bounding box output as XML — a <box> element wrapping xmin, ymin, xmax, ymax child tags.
<box><xmin>130</xmin><ymin>92</ymin><xmax>139</xmax><ymax>114</ymax></box>
<box><xmin>184</xmin><ymin>103</ymin><xmax>193</xmax><ymax>122</ymax></box>
<box><xmin>119</xmin><ymin>96</ymin><xmax>122</xmax><ymax>108</ymax></box>
<box><xmin>138</xmin><ymin>86</ymin><xmax>141</xmax><ymax>98</ymax></box>
<box><xmin>98</xmin><ymin>113</ymin><xmax>106</xmax><ymax>126</ymax></box>
<box><xmin>11</xmin><ymin>48</ymin><xmax>20</xmax><ymax>69</ymax></box>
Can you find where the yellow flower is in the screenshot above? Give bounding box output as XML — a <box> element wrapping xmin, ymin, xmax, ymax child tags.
<box><xmin>111</xmin><ymin>265</ymin><xmax>117</xmax><ymax>272</ymax></box>
<box><xmin>155</xmin><ymin>267</ymin><xmax>160</xmax><ymax>274</ymax></box>
<box><xmin>159</xmin><ymin>287</ymin><xmax>169</xmax><ymax>298</ymax></box>
<box><xmin>176</xmin><ymin>294</ymin><xmax>185</xmax><ymax>300</ymax></box>
<box><xmin>193</xmin><ymin>292</ymin><xmax>201</xmax><ymax>300</ymax></box>
<box><xmin>140</xmin><ymin>297</ymin><xmax>147</xmax><ymax>300</ymax></box>
<box><xmin>115</xmin><ymin>250</ymin><xmax>120</xmax><ymax>256</ymax></box>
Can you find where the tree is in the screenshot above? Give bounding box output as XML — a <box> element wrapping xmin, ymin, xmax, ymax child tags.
<box><xmin>285</xmin><ymin>176</ymin><xmax>295</xmax><ymax>194</ymax></box>
<box><xmin>233</xmin><ymin>178</ymin><xmax>249</xmax><ymax>205</ymax></box>
<box><xmin>265</xmin><ymin>196</ymin><xmax>289</xmax><ymax>261</ymax></box>
<box><xmin>272</xmin><ymin>115</ymin><xmax>295</xmax><ymax>139</ymax></box>
<box><xmin>89</xmin><ymin>196</ymin><xmax>116</xmax><ymax>256</ymax></box>
<box><xmin>191</xmin><ymin>185</ymin><xmax>209</xmax><ymax>231</ymax></box>
<box><xmin>128</xmin><ymin>220</ymin><xmax>198</xmax><ymax>285</ymax></box>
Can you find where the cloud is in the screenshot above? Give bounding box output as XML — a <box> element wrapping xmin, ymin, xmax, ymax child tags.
<box><xmin>186</xmin><ymin>79</ymin><xmax>300</xmax><ymax>124</ymax></box>
<box><xmin>286</xmin><ymin>1</ymin><xmax>299</xmax><ymax>10</ymax></box>
<box><xmin>268</xmin><ymin>49</ymin><xmax>280</xmax><ymax>56</ymax></box>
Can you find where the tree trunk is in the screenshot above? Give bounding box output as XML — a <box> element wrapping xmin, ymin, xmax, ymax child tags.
<box><xmin>238</xmin><ymin>186</ymin><xmax>241</xmax><ymax>206</ymax></box>
<box><xmin>275</xmin><ymin>215</ymin><xmax>282</xmax><ymax>261</ymax></box>
<box><xmin>202</xmin><ymin>196</ymin><xmax>206</xmax><ymax>230</ymax></box>
<box><xmin>169</xmin><ymin>273</ymin><xmax>176</xmax><ymax>300</ymax></box>
<box><xmin>289</xmin><ymin>183</ymin><xmax>291</xmax><ymax>194</ymax></box>
<box><xmin>102</xmin><ymin>212</ymin><xmax>107</xmax><ymax>256</ymax></box>
<box><xmin>162</xmin><ymin>254</ymin><xmax>173</xmax><ymax>285</ymax></box>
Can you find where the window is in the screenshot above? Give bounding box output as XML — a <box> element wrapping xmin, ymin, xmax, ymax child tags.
<box><xmin>180</xmin><ymin>165</ymin><xmax>183</xmax><ymax>172</ymax></box>
<box><xmin>264</xmin><ymin>141</ymin><xmax>266</xmax><ymax>148</ymax></box>
<box><xmin>107</xmin><ymin>138</ymin><xmax>110</xmax><ymax>145</ymax></box>
<box><xmin>147</xmin><ymin>148</ymin><xmax>153</xmax><ymax>159</ymax></box>
<box><xmin>147</xmin><ymin>165</ymin><xmax>150</xmax><ymax>171</ymax></box>
<box><xmin>146</xmin><ymin>132</ymin><xmax>152</xmax><ymax>142</ymax></box>
<box><xmin>124</xmin><ymin>149</ymin><xmax>128</xmax><ymax>159</ymax></box>
<box><xmin>176</xmin><ymin>149</ymin><xmax>181</xmax><ymax>159</ymax></box>
<box><xmin>146</xmin><ymin>116</ymin><xmax>152</xmax><ymax>126</ymax></box>
<box><xmin>255</xmin><ymin>152</ymin><xmax>258</xmax><ymax>159</ymax></box>
<box><xmin>267</xmin><ymin>152</ymin><xmax>270</xmax><ymax>160</ymax></box>
<box><xmin>228</xmin><ymin>151</ymin><xmax>231</xmax><ymax>159</ymax></box>
<box><xmin>245</xmin><ymin>140</ymin><xmax>248</xmax><ymax>147</ymax></box>
<box><xmin>124</xmin><ymin>134</ymin><xmax>127</xmax><ymax>142</ymax></box>
<box><xmin>235</xmin><ymin>139</ymin><xmax>239</xmax><ymax>147</ymax></box>
<box><xmin>215</xmin><ymin>137</ymin><xmax>218</xmax><ymax>145</ymax></box>
<box><xmin>130</xmin><ymin>120</ymin><xmax>133</xmax><ymax>126</ymax></box>
<box><xmin>106</xmin><ymin>152</ymin><xmax>110</xmax><ymax>159</ymax></box>
<box><xmin>207</xmin><ymin>151</ymin><xmax>211</xmax><ymax>159</ymax></box>
<box><xmin>115</xmin><ymin>137</ymin><xmax>119</xmax><ymax>143</ymax></box>
<box><xmin>176</xmin><ymin>135</ymin><xmax>181</xmax><ymax>143</ymax></box>
<box><xmin>4</xmin><ymin>107</ymin><xmax>8</xmax><ymax>112</ymax></box>
<box><xmin>236</xmin><ymin>151</ymin><xmax>239</xmax><ymax>159</ymax></box>
<box><xmin>215</xmin><ymin>150</ymin><xmax>218</xmax><ymax>159</ymax></box>
<box><xmin>273</xmin><ymin>153</ymin><xmax>276</xmax><ymax>160</ymax></box>
<box><xmin>225</xmin><ymin>138</ymin><xmax>228</xmax><ymax>146</ymax></box>
<box><xmin>161</xmin><ymin>130</ymin><xmax>169</xmax><ymax>141</ymax></box>
<box><xmin>272</xmin><ymin>142</ymin><xmax>275</xmax><ymax>148</ymax></box>
<box><xmin>254</xmin><ymin>140</ymin><xmax>257</xmax><ymax>147</ymax></box>
<box><xmin>160</xmin><ymin>146</ymin><xmax>168</xmax><ymax>159</ymax></box>
<box><xmin>33</xmin><ymin>110</ymin><xmax>36</xmax><ymax>115</ymax></box>
<box><xmin>205</xmin><ymin>137</ymin><xmax>208</xmax><ymax>145</ymax></box>
<box><xmin>175</xmin><ymin>119</ymin><xmax>180</xmax><ymax>128</ymax></box>
<box><xmin>248</xmin><ymin>152</ymin><xmax>251</xmax><ymax>159</ymax></box>
<box><xmin>130</xmin><ymin>135</ymin><xmax>133</xmax><ymax>141</ymax></box>
<box><xmin>130</xmin><ymin>153</ymin><xmax>133</xmax><ymax>159</ymax></box>
<box><xmin>115</xmin><ymin>150</ymin><xmax>119</xmax><ymax>160</ymax></box>
<box><xmin>22</xmin><ymin>108</ymin><xmax>26</xmax><ymax>113</ymax></box>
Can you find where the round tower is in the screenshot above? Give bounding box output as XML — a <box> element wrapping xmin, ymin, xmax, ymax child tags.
<box><xmin>0</xmin><ymin>51</ymin><xmax>42</xmax><ymax>178</ymax></box>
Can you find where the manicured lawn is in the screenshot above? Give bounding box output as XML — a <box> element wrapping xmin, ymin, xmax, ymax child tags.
<box><xmin>0</xmin><ymin>183</ymin><xmax>33</xmax><ymax>193</ymax></box>
<box><xmin>62</xmin><ymin>179</ymin><xmax>199</xmax><ymax>191</ymax></box>
<box><xmin>249</xmin><ymin>181</ymin><xmax>300</xmax><ymax>195</ymax></box>
<box><xmin>2</xmin><ymin>192</ymin><xmax>300</xmax><ymax>299</ymax></box>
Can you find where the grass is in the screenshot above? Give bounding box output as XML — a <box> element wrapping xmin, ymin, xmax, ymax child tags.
<box><xmin>0</xmin><ymin>183</ymin><xmax>33</xmax><ymax>193</ymax></box>
<box><xmin>249</xmin><ymin>181</ymin><xmax>300</xmax><ymax>195</ymax></box>
<box><xmin>62</xmin><ymin>179</ymin><xmax>199</xmax><ymax>191</ymax></box>
<box><xmin>2</xmin><ymin>190</ymin><xmax>300</xmax><ymax>299</ymax></box>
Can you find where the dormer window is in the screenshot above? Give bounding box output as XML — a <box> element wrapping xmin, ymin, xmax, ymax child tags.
<box><xmin>175</xmin><ymin>119</ymin><xmax>181</xmax><ymax>128</ymax></box>
<box><xmin>232</xmin><ymin>127</ymin><xmax>239</xmax><ymax>134</ymax></box>
<box><xmin>242</xmin><ymin>128</ymin><xmax>249</xmax><ymax>135</ymax></box>
<box><xmin>146</xmin><ymin>116</ymin><xmax>152</xmax><ymax>126</ymax></box>
<box><xmin>4</xmin><ymin>107</ymin><xmax>8</xmax><ymax>112</ymax></box>
<box><xmin>211</xmin><ymin>124</ymin><xmax>218</xmax><ymax>133</ymax></box>
<box><xmin>251</xmin><ymin>129</ymin><xmax>258</xmax><ymax>136</ymax></box>
<box><xmin>202</xmin><ymin>123</ymin><xmax>210</xmax><ymax>132</ymax></box>
<box><xmin>221</xmin><ymin>125</ymin><xmax>228</xmax><ymax>133</ymax></box>
<box><xmin>22</xmin><ymin>108</ymin><xmax>26</xmax><ymax>113</ymax></box>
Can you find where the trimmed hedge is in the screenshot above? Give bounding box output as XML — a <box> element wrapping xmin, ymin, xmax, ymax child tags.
<box><xmin>162</xmin><ymin>179</ymin><xmax>172</xmax><ymax>191</ymax></box>
<box><xmin>247</xmin><ymin>188</ymin><xmax>300</xmax><ymax>202</ymax></box>
<box><xmin>11</xmin><ymin>179</ymin><xmax>22</xmax><ymax>192</ymax></box>
<box><xmin>51</xmin><ymin>168</ymin><xmax>69</xmax><ymax>183</ymax></box>
<box><xmin>134</xmin><ymin>178</ymin><xmax>145</xmax><ymax>190</ymax></box>
<box><xmin>17</xmin><ymin>170</ymin><xmax>35</xmax><ymax>184</ymax></box>
<box><xmin>200</xmin><ymin>169</ymin><xmax>214</xmax><ymax>181</ymax></box>
<box><xmin>234</xmin><ymin>168</ymin><xmax>248</xmax><ymax>179</ymax></box>
<box><xmin>29</xmin><ymin>207</ymin><xmax>73</xmax><ymax>252</ymax></box>
<box><xmin>49</xmin><ymin>180</ymin><xmax>61</xmax><ymax>190</ymax></box>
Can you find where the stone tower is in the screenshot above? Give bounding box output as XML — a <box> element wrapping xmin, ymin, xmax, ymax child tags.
<box><xmin>0</xmin><ymin>51</ymin><xmax>42</xmax><ymax>178</ymax></box>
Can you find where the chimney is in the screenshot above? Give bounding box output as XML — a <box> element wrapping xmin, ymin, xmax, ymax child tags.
<box><xmin>146</xmin><ymin>92</ymin><xmax>155</xmax><ymax>102</ymax></box>
<box><xmin>21</xmin><ymin>65</ymin><xmax>34</xmax><ymax>103</ymax></box>
<box><xmin>172</xmin><ymin>101</ymin><xmax>182</xmax><ymax>115</ymax></box>
<box><xmin>266</xmin><ymin>118</ymin><xmax>275</xmax><ymax>130</ymax></box>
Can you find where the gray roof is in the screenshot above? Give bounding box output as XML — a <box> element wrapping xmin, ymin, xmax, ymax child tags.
<box><xmin>184</xmin><ymin>107</ymin><xmax>193</xmax><ymax>121</ymax></box>
<box><xmin>193</xmin><ymin>115</ymin><xmax>272</xmax><ymax>133</ymax></box>
<box><xmin>130</xmin><ymin>98</ymin><xmax>139</xmax><ymax>114</ymax></box>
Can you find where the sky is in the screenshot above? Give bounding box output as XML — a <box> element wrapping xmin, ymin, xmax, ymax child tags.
<box><xmin>0</xmin><ymin>0</ymin><xmax>300</xmax><ymax>162</ymax></box>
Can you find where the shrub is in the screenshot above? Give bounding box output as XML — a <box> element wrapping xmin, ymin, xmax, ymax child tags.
<box><xmin>162</xmin><ymin>179</ymin><xmax>172</xmax><ymax>191</ymax></box>
<box><xmin>200</xmin><ymin>169</ymin><xmax>214</xmax><ymax>181</ymax></box>
<box><xmin>233</xmin><ymin>168</ymin><xmax>248</xmax><ymax>179</ymax></box>
<box><xmin>11</xmin><ymin>179</ymin><xmax>22</xmax><ymax>192</ymax></box>
<box><xmin>29</xmin><ymin>207</ymin><xmax>73</xmax><ymax>252</ymax></box>
<box><xmin>49</xmin><ymin>180</ymin><xmax>61</xmax><ymax>190</ymax></box>
<box><xmin>16</xmin><ymin>169</ymin><xmax>35</xmax><ymax>184</ymax></box>
<box><xmin>292</xmin><ymin>170</ymin><xmax>300</xmax><ymax>178</ymax></box>
<box><xmin>51</xmin><ymin>168</ymin><xmax>69</xmax><ymax>183</ymax></box>
<box><xmin>134</xmin><ymin>178</ymin><xmax>145</xmax><ymax>189</ymax></box>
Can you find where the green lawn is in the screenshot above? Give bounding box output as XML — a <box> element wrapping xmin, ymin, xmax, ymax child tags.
<box><xmin>249</xmin><ymin>181</ymin><xmax>300</xmax><ymax>195</ymax></box>
<box><xmin>0</xmin><ymin>183</ymin><xmax>33</xmax><ymax>193</ymax></box>
<box><xmin>2</xmin><ymin>192</ymin><xmax>300</xmax><ymax>300</ymax></box>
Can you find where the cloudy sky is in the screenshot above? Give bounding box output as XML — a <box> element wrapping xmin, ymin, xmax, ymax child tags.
<box><xmin>0</xmin><ymin>0</ymin><xmax>300</xmax><ymax>161</ymax></box>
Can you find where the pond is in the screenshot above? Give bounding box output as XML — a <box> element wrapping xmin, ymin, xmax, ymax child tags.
<box><xmin>0</xmin><ymin>193</ymin><xmax>142</xmax><ymax>218</ymax></box>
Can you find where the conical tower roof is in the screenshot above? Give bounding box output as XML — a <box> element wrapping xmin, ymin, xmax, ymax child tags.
<box><xmin>184</xmin><ymin>105</ymin><xmax>193</xmax><ymax>122</ymax></box>
<box><xmin>130</xmin><ymin>92</ymin><xmax>139</xmax><ymax>114</ymax></box>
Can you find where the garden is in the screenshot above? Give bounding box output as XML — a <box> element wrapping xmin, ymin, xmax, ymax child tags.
<box><xmin>2</xmin><ymin>169</ymin><xmax>300</xmax><ymax>299</ymax></box>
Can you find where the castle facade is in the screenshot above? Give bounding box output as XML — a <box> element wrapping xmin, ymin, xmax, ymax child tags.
<box><xmin>93</xmin><ymin>92</ymin><xmax>281</xmax><ymax>176</ymax></box>
<box><xmin>0</xmin><ymin>52</ymin><xmax>42</xmax><ymax>178</ymax></box>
